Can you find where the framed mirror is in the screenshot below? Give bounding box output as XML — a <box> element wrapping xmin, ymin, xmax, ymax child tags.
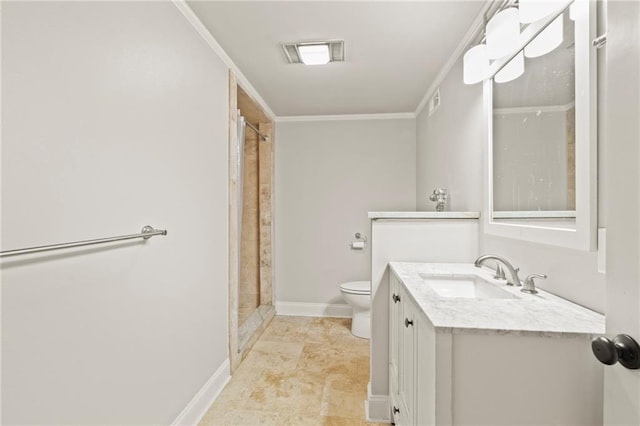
<box><xmin>484</xmin><ymin>0</ymin><xmax>596</xmax><ymax>251</ymax></box>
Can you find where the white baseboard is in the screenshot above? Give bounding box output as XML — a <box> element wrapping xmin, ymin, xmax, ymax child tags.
<box><xmin>366</xmin><ymin>382</ymin><xmax>390</xmax><ymax>423</ymax></box>
<box><xmin>276</xmin><ymin>301</ymin><xmax>352</xmax><ymax>318</ymax></box>
<box><xmin>172</xmin><ymin>359</ymin><xmax>231</xmax><ymax>426</ymax></box>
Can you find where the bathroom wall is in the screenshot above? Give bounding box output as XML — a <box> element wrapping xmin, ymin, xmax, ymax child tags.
<box><xmin>416</xmin><ymin>44</ymin><xmax>606</xmax><ymax>313</ymax></box>
<box><xmin>2</xmin><ymin>2</ymin><xmax>229</xmax><ymax>423</ymax></box>
<box><xmin>239</xmin><ymin>127</ymin><xmax>261</xmax><ymax>325</ymax></box>
<box><xmin>275</xmin><ymin>118</ymin><xmax>416</xmax><ymax>310</ymax></box>
<box><xmin>416</xmin><ymin>60</ymin><xmax>484</xmax><ymax>212</ymax></box>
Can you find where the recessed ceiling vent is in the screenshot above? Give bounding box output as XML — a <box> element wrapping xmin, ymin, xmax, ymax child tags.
<box><xmin>281</xmin><ymin>40</ymin><xmax>344</xmax><ymax>65</ymax></box>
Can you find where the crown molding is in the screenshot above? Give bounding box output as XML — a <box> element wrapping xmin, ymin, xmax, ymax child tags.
<box><xmin>276</xmin><ymin>112</ymin><xmax>415</xmax><ymax>122</ymax></box>
<box><xmin>172</xmin><ymin>0</ymin><xmax>276</xmax><ymax>121</ymax></box>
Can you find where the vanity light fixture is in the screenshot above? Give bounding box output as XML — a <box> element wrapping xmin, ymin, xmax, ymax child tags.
<box><xmin>280</xmin><ymin>40</ymin><xmax>344</xmax><ymax>65</ymax></box>
<box><xmin>486</xmin><ymin>7</ymin><xmax>520</xmax><ymax>59</ymax></box>
<box><xmin>518</xmin><ymin>0</ymin><xmax>559</xmax><ymax>23</ymax></box>
<box><xmin>463</xmin><ymin>44</ymin><xmax>490</xmax><ymax>84</ymax></box>
<box><xmin>494</xmin><ymin>51</ymin><xmax>525</xmax><ymax>83</ymax></box>
<box><xmin>463</xmin><ymin>0</ymin><xmax>568</xmax><ymax>85</ymax></box>
<box><xmin>525</xmin><ymin>14</ymin><xmax>563</xmax><ymax>57</ymax></box>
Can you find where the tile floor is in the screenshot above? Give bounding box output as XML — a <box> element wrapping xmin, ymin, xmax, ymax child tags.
<box><xmin>199</xmin><ymin>316</ymin><xmax>388</xmax><ymax>426</ymax></box>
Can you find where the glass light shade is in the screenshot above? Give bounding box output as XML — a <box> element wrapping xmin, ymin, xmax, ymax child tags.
<box><xmin>569</xmin><ymin>3</ymin><xmax>576</xmax><ymax>20</ymax></box>
<box><xmin>569</xmin><ymin>2</ymin><xmax>584</xmax><ymax>21</ymax></box>
<box><xmin>486</xmin><ymin>8</ymin><xmax>520</xmax><ymax>59</ymax></box>
<box><xmin>463</xmin><ymin>44</ymin><xmax>490</xmax><ymax>84</ymax></box>
<box><xmin>495</xmin><ymin>51</ymin><xmax>525</xmax><ymax>83</ymax></box>
<box><xmin>525</xmin><ymin>15</ymin><xmax>563</xmax><ymax>58</ymax></box>
<box><xmin>519</xmin><ymin>0</ymin><xmax>560</xmax><ymax>23</ymax></box>
<box><xmin>298</xmin><ymin>44</ymin><xmax>330</xmax><ymax>65</ymax></box>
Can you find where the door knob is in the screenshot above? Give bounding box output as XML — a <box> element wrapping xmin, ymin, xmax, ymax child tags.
<box><xmin>392</xmin><ymin>293</ymin><xmax>401</xmax><ymax>303</ymax></box>
<box><xmin>591</xmin><ymin>334</ymin><xmax>640</xmax><ymax>369</ymax></box>
<box><xmin>393</xmin><ymin>406</ymin><xmax>400</xmax><ymax>414</ymax></box>
<box><xmin>405</xmin><ymin>318</ymin><xmax>413</xmax><ymax>328</ymax></box>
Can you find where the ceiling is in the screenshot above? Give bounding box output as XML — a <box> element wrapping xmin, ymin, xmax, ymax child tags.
<box><xmin>187</xmin><ymin>1</ymin><xmax>487</xmax><ymax>117</ymax></box>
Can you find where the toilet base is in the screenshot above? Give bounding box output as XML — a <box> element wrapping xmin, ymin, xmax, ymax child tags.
<box><xmin>350</xmin><ymin>309</ymin><xmax>370</xmax><ymax>339</ymax></box>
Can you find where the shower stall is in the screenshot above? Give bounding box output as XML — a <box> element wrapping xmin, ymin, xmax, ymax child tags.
<box><xmin>229</xmin><ymin>74</ymin><xmax>275</xmax><ymax>371</ymax></box>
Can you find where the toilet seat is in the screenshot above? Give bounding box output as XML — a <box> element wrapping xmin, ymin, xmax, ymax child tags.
<box><xmin>340</xmin><ymin>281</ymin><xmax>371</xmax><ymax>295</ymax></box>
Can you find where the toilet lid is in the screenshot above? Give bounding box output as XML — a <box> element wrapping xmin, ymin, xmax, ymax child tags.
<box><xmin>340</xmin><ymin>281</ymin><xmax>371</xmax><ymax>295</ymax></box>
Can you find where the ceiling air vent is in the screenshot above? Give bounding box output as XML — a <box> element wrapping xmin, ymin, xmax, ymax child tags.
<box><xmin>281</xmin><ymin>40</ymin><xmax>344</xmax><ymax>65</ymax></box>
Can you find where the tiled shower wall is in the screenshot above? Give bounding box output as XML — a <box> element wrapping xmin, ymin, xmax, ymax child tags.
<box><xmin>239</xmin><ymin>127</ymin><xmax>261</xmax><ymax>325</ymax></box>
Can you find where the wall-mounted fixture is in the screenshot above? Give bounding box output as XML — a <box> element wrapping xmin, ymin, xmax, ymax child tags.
<box><xmin>463</xmin><ymin>44</ymin><xmax>489</xmax><ymax>84</ymax></box>
<box><xmin>486</xmin><ymin>7</ymin><xmax>520</xmax><ymax>59</ymax></box>
<box><xmin>494</xmin><ymin>51</ymin><xmax>524</xmax><ymax>83</ymax></box>
<box><xmin>350</xmin><ymin>232</ymin><xmax>367</xmax><ymax>250</ymax></box>
<box><xmin>428</xmin><ymin>88</ymin><xmax>441</xmax><ymax>117</ymax></box>
<box><xmin>281</xmin><ymin>40</ymin><xmax>344</xmax><ymax>65</ymax></box>
<box><xmin>519</xmin><ymin>0</ymin><xmax>561</xmax><ymax>23</ymax></box>
<box><xmin>524</xmin><ymin>14</ymin><xmax>563</xmax><ymax>57</ymax></box>
<box><xmin>463</xmin><ymin>0</ymin><xmax>569</xmax><ymax>85</ymax></box>
<box><xmin>429</xmin><ymin>188</ymin><xmax>448</xmax><ymax>211</ymax></box>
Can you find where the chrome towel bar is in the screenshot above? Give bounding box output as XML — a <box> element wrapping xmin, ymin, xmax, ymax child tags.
<box><xmin>0</xmin><ymin>225</ymin><xmax>167</xmax><ymax>258</ymax></box>
<box><xmin>244</xmin><ymin>120</ymin><xmax>269</xmax><ymax>141</ymax></box>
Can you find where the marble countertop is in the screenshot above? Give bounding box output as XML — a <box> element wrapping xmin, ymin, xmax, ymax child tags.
<box><xmin>390</xmin><ymin>262</ymin><xmax>605</xmax><ymax>337</ymax></box>
<box><xmin>368</xmin><ymin>211</ymin><xmax>480</xmax><ymax>219</ymax></box>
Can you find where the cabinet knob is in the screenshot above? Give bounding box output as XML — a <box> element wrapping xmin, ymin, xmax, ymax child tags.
<box><xmin>592</xmin><ymin>334</ymin><xmax>640</xmax><ymax>370</ymax></box>
<box><xmin>393</xmin><ymin>406</ymin><xmax>400</xmax><ymax>414</ymax></box>
<box><xmin>392</xmin><ymin>293</ymin><xmax>401</xmax><ymax>303</ymax></box>
<box><xmin>405</xmin><ymin>318</ymin><xmax>414</xmax><ymax>328</ymax></box>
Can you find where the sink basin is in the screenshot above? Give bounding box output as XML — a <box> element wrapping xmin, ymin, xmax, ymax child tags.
<box><xmin>418</xmin><ymin>274</ymin><xmax>518</xmax><ymax>300</ymax></box>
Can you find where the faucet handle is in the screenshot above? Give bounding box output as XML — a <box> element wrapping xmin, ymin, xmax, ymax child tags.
<box><xmin>522</xmin><ymin>273</ymin><xmax>547</xmax><ymax>294</ymax></box>
<box><xmin>494</xmin><ymin>264</ymin><xmax>506</xmax><ymax>280</ymax></box>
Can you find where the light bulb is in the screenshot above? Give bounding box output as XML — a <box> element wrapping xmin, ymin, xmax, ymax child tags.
<box><xmin>525</xmin><ymin>15</ymin><xmax>563</xmax><ymax>58</ymax></box>
<box><xmin>495</xmin><ymin>51</ymin><xmax>525</xmax><ymax>83</ymax></box>
<box><xmin>486</xmin><ymin>8</ymin><xmax>521</xmax><ymax>59</ymax></box>
<box><xmin>463</xmin><ymin>44</ymin><xmax>490</xmax><ymax>84</ymax></box>
<box><xmin>519</xmin><ymin>0</ymin><xmax>561</xmax><ymax>23</ymax></box>
<box><xmin>298</xmin><ymin>44</ymin><xmax>330</xmax><ymax>65</ymax></box>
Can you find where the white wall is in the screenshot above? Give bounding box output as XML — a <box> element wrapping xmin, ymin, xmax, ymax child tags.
<box><xmin>275</xmin><ymin>118</ymin><xmax>416</xmax><ymax>308</ymax></box>
<box><xmin>415</xmin><ymin>55</ymin><xmax>605</xmax><ymax>313</ymax></box>
<box><xmin>1</xmin><ymin>2</ymin><xmax>229</xmax><ymax>424</ymax></box>
<box><xmin>416</xmin><ymin>59</ymin><xmax>484</xmax><ymax>211</ymax></box>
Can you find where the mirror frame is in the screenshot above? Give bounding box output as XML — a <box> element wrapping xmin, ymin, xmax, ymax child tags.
<box><xmin>483</xmin><ymin>0</ymin><xmax>597</xmax><ymax>251</ymax></box>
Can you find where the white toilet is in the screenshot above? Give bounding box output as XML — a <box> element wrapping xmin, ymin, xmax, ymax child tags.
<box><xmin>339</xmin><ymin>281</ymin><xmax>371</xmax><ymax>339</ymax></box>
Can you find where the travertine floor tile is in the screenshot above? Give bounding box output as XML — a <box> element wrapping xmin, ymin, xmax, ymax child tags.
<box><xmin>241</xmin><ymin>340</ymin><xmax>305</xmax><ymax>372</ymax></box>
<box><xmin>200</xmin><ymin>408</ymin><xmax>280</xmax><ymax>426</ymax></box>
<box><xmin>319</xmin><ymin>373</ymin><xmax>369</xmax><ymax>419</ymax></box>
<box><xmin>199</xmin><ymin>316</ymin><xmax>388</xmax><ymax>425</ymax></box>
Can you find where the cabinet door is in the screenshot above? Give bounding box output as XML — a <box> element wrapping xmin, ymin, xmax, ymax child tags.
<box><xmin>398</xmin><ymin>287</ymin><xmax>416</xmax><ymax>425</ymax></box>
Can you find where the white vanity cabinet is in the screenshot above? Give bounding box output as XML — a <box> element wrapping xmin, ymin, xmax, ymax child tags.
<box><xmin>389</xmin><ymin>265</ymin><xmax>604</xmax><ymax>426</ymax></box>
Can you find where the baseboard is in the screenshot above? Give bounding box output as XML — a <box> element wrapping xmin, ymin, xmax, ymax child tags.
<box><xmin>366</xmin><ymin>382</ymin><xmax>390</xmax><ymax>423</ymax></box>
<box><xmin>172</xmin><ymin>359</ymin><xmax>231</xmax><ymax>425</ymax></box>
<box><xmin>276</xmin><ymin>301</ymin><xmax>352</xmax><ymax>318</ymax></box>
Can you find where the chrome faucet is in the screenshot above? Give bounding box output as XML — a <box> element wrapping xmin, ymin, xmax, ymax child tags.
<box><xmin>474</xmin><ymin>254</ymin><xmax>522</xmax><ymax>287</ymax></box>
<box><xmin>522</xmin><ymin>273</ymin><xmax>547</xmax><ymax>294</ymax></box>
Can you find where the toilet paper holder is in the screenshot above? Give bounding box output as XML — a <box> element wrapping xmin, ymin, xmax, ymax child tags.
<box><xmin>350</xmin><ymin>233</ymin><xmax>367</xmax><ymax>249</ymax></box>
